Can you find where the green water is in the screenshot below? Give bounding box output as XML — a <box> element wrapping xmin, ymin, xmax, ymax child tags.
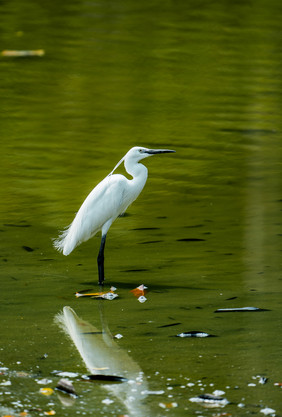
<box><xmin>1</xmin><ymin>0</ymin><xmax>282</xmax><ymax>415</ymax></box>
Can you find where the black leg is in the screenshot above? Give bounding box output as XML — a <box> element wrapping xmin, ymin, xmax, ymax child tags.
<box><xmin>97</xmin><ymin>234</ymin><xmax>107</xmax><ymax>285</ymax></box>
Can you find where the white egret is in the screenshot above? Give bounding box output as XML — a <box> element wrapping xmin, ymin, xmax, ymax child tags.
<box><xmin>54</xmin><ymin>146</ymin><xmax>175</xmax><ymax>285</ymax></box>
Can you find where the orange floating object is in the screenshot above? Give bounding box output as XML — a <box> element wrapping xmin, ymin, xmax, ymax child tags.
<box><xmin>130</xmin><ymin>284</ymin><xmax>147</xmax><ymax>298</ymax></box>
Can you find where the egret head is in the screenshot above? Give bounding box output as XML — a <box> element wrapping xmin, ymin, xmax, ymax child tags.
<box><xmin>108</xmin><ymin>146</ymin><xmax>175</xmax><ymax>176</ymax></box>
<box><xmin>127</xmin><ymin>146</ymin><xmax>175</xmax><ymax>161</ymax></box>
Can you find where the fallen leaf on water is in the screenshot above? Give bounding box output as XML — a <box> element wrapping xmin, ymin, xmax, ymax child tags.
<box><xmin>44</xmin><ymin>411</ymin><xmax>56</xmax><ymax>416</ymax></box>
<box><xmin>75</xmin><ymin>291</ymin><xmax>104</xmax><ymax>297</ymax></box>
<box><xmin>130</xmin><ymin>284</ymin><xmax>147</xmax><ymax>298</ymax></box>
<box><xmin>40</xmin><ymin>387</ymin><xmax>54</xmax><ymax>396</ymax></box>
<box><xmin>75</xmin><ymin>286</ymin><xmax>118</xmax><ymax>300</ymax></box>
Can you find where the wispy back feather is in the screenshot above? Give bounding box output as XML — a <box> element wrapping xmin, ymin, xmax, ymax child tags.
<box><xmin>53</xmin><ymin>224</ymin><xmax>73</xmax><ymax>255</ymax></box>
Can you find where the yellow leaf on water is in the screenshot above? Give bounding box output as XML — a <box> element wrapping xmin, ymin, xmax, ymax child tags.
<box><xmin>44</xmin><ymin>411</ymin><xmax>56</xmax><ymax>416</ymax></box>
<box><xmin>75</xmin><ymin>288</ymin><xmax>117</xmax><ymax>298</ymax></box>
<box><xmin>40</xmin><ymin>387</ymin><xmax>54</xmax><ymax>396</ymax></box>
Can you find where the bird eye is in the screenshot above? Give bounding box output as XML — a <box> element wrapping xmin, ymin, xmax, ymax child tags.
<box><xmin>139</xmin><ymin>149</ymin><xmax>143</xmax><ymax>153</ymax></box>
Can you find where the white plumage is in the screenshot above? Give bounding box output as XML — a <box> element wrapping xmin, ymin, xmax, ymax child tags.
<box><xmin>54</xmin><ymin>146</ymin><xmax>175</xmax><ymax>284</ymax></box>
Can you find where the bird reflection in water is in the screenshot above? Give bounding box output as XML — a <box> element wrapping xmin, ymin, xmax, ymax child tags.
<box><xmin>55</xmin><ymin>305</ymin><xmax>149</xmax><ymax>416</ymax></box>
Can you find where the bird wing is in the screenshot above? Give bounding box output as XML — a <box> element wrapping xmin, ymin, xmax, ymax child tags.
<box><xmin>78</xmin><ymin>174</ymin><xmax>129</xmax><ymax>229</ymax></box>
<box><xmin>57</xmin><ymin>174</ymin><xmax>130</xmax><ymax>255</ymax></box>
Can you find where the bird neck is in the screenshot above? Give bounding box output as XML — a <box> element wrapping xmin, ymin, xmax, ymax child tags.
<box><xmin>124</xmin><ymin>159</ymin><xmax>148</xmax><ymax>184</ymax></box>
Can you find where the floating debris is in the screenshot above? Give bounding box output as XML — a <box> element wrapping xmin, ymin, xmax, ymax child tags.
<box><xmin>36</xmin><ymin>378</ymin><xmax>53</xmax><ymax>385</ymax></box>
<box><xmin>250</xmin><ymin>375</ymin><xmax>268</xmax><ymax>385</ymax></box>
<box><xmin>189</xmin><ymin>393</ymin><xmax>229</xmax><ymax>408</ymax></box>
<box><xmin>138</xmin><ymin>295</ymin><xmax>147</xmax><ymax>303</ymax></box>
<box><xmin>82</xmin><ymin>374</ymin><xmax>128</xmax><ymax>383</ymax></box>
<box><xmin>1</xmin><ymin>49</ymin><xmax>45</xmax><ymax>57</ymax></box>
<box><xmin>159</xmin><ymin>402</ymin><xmax>178</xmax><ymax>409</ymax></box>
<box><xmin>214</xmin><ymin>307</ymin><xmax>269</xmax><ymax>313</ymax></box>
<box><xmin>55</xmin><ymin>371</ymin><xmax>79</xmax><ymax>378</ymax></box>
<box><xmin>114</xmin><ymin>333</ymin><xmax>123</xmax><ymax>339</ymax></box>
<box><xmin>259</xmin><ymin>377</ymin><xmax>268</xmax><ymax>385</ymax></box>
<box><xmin>141</xmin><ymin>389</ymin><xmax>165</xmax><ymax>395</ymax></box>
<box><xmin>102</xmin><ymin>398</ymin><xmax>114</xmax><ymax>405</ymax></box>
<box><xmin>130</xmin><ymin>284</ymin><xmax>147</xmax><ymax>298</ymax></box>
<box><xmin>175</xmin><ymin>331</ymin><xmax>216</xmax><ymax>338</ymax></box>
<box><xmin>75</xmin><ymin>286</ymin><xmax>118</xmax><ymax>300</ymax></box>
<box><xmin>98</xmin><ymin>292</ymin><xmax>118</xmax><ymax>300</ymax></box>
<box><xmin>44</xmin><ymin>411</ymin><xmax>56</xmax><ymax>416</ymax></box>
<box><xmin>130</xmin><ymin>284</ymin><xmax>148</xmax><ymax>303</ymax></box>
<box><xmin>40</xmin><ymin>353</ymin><xmax>49</xmax><ymax>360</ymax></box>
<box><xmin>56</xmin><ymin>378</ymin><xmax>77</xmax><ymax>397</ymax></box>
<box><xmin>0</xmin><ymin>380</ymin><xmax>11</xmax><ymax>386</ymax></box>
<box><xmin>40</xmin><ymin>387</ymin><xmax>54</xmax><ymax>396</ymax></box>
<box><xmin>213</xmin><ymin>390</ymin><xmax>225</xmax><ymax>396</ymax></box>
<box><xmin>260</xmin><ymin>407</ymin><xmax>276</xmax><ymax>415</ymax></box>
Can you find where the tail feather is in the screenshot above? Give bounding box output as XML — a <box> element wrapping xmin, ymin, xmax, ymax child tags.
<box><xmin>53</xmin><ymin>225</ymin><xmax>73</xmax><ymax>255</ymax></box>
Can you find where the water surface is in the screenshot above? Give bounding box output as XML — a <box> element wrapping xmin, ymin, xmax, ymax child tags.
<box><xmin>1</xmin><ymin>0</ymin><xmax>282</xmax><ymax>416</ymax></box>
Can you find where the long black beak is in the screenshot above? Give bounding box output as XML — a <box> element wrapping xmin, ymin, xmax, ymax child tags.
<box><xmin>146</xmin><ymin>149</ymin><xmax>176</xmax><ymax>154</ymax></box>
